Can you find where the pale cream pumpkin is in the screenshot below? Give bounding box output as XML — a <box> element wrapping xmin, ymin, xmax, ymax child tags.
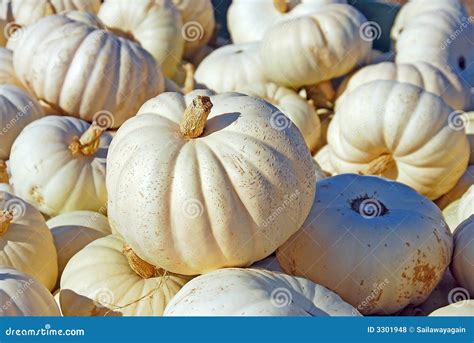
<box><xmin>277</xmin><ymin>174</ymin><xmax>453</xmax><ymax>315</ymax></box>
<box><xmin>98</xmin><ymin>0</ymin><xmax>184</xmax><ymax>78</ymax></box>
<box><xmin>0</xmin><ymin>48</ymin><xmax>23</xmax><ymax>89</ymax></box>
<box><xmin>436</xmin><ymin>165</ymin><xmax>474</xmax><ymax>210</ymax></box>
<box><xmin>314</xmin><ymin>145</ymin><xmax>337</xmax><ymax>176</ymax></box>
<box><xmin>13</xmin><ymin>14</ymin><xmax>164</xmax><ymax>128</ymax></box>
<box><xmin>429</xmin><ymin>300</ymin><xmax>474</xmax><ymax>316</ymax></box>
<box><xmin>259</xmin><ymin>4</ymin><xmax>371</xmax><ymax>89</ymax></box>
<box><xmin>459</xmin><ymin>185</ymin><xmax>474</xmax><ymax>221</ymax></box>
<box><xmin>398</xmin><ymin>269</ymin><xmax>459</xmax><ymax>316</ymax></box>
<box><xmin>328</xmin><ymin>80</ymin><xmax>470</xmax><ymax>200</ymax></box>
<box><xmin>0</xmin><ymin>267</ymin><xmax>60</xmax><ymax>316</ymax></box>
<box><xmin>107</xmin><ymin>92</ymin><xmax>316</xmax><ymax>275</ymax></box>
<box><xmin>9</xmin><ymin>116</ymin><xmax>111</xmax><ymax>217</ymax></box>
<box><xmin>60</xmin><ymin>234</ymin><xmax>190</xmax><ymax>316</ymax></box>
<box><xmin>0</xmin><ymin>85</ymin><xmax>44</xmax><ymax>160</ymax></box>
<box><xmin>337</xmin><ymin>62</ymin><xmax>470</xmax><ymax>110</ymax></box>
<box><xmin>451</xmin><ymin>216</ymin><xmax>474</xmax><ymax>296</ymax></box>
<box><xmin>194</xmin><ymin>42</ymin><xmax>267</xmax><ymax>93</ymax></box>
<box><xmin>227</xmin><ymin>0</ymin><xmax>347</xmax><ymax>44</ymax></box>
<box><xmin>172</xmin><ymin>0</ymin><xmax>215</xmax><ymax>59</ymax></box>
<box><xmin>164</xmin><ymin>268</ymin><xmax>360</xmax><ymax>316</ymax></box>
<box><xmin>47</xmin><ymin>210</ymin><xmax>112</xmax><ymax>288</ymax></box>
<box><xmin>5</xmin><ymin>0</ymin><xmax>101</xmax><ymax>26</ymax></box>
<box><xmin>237</xmin><ymin>82</ymin><xmax>321</xmax><ymax>153</ymax></box>
<box><xmin>393</xmin><ymin>1</ymin><xmax>474</xmax><ymax>87</ymax></box>
<box><xmin>0</xmin><ymin>191</ymin><xmax>58</xmax><ymax>291</ymax></box>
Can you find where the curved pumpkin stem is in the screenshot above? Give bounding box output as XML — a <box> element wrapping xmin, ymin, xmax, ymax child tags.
<box><xmin>273</xmin><ymin>0</ymin><xmax>289</xmax><ymax>13</ymax></box>
<box><xmin>305</xmin><ymin>81</ymin><xmax>336</xmax><ymax>110</ymax></box>
<box><xmin>0</xmin><ymin>210</ymin><xmax>13</xmax><ymax>236</ymax></box>
<box><xmin>123</xmin><ymin>245</ymin><xmax>161</xmax><ymax>279</ymax></box>
<box><xmin>0</xmin><ymin>160</ymin><xmax>8</xmax><ymax>184</ymax></box>
<box><xmin>181</xmin><ymin>62</ymin><xmax>195</xmax><ymax>94</ymax></box>
<box><xmin>360</xmin><ymin>154</ymin><xmax>395</xmax><ymax>176</ymax></box>
<box><xmin>69</xmin><ymin>122</ymin><xmax>105</xmax><ymax>156</ymax></box>
<box><xmin>179</xmin><ymin>96</ymin><xmax>213</xmax><ymax>138</ymax></box>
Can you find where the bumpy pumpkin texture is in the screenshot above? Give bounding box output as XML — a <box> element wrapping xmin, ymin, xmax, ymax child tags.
<box><xmin>107</xmin><ymin>91</ymin><xmax>316</xmax><ymax>275</ymax></box>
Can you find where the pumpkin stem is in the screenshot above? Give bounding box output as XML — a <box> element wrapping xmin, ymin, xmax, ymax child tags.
<box><xmin>360</xmin><ymin>154</ymin><xmax>395</xmax><ymax>176</ymax></box>
<box><xmin>0</xmin><ymin>210</ymin><xmax>13</xmax><ymax>236</ymax></box>
<box><xmin>123</xmin><ymin>245</ymin><xmax>160</xmax><ymax>279</ymax></box>
<box><xmin>0</xmin><ymin>160</ymin><xmax>8</xmax><ymax>184</ymax></box>
<box><xmin>181</xmin><ymin>62</ymin><xmax>195</xmax><ymax>94</ymax></box>
<box><xmin>304</xmin><ymin>81</ymin><xmax>336</xmax><ymax>110</ymax></box>
<box><xmin>273</xmin><ymin>0</ymin><xmax>289</xmax><ymax>13</ymax></box>
<box><xmin>69</xmin><ymin>122</ymin><xmax>105</xmax><ymax>156</ymax></box>
<box><xmin>179</xmin><ymin>96</ymin><xmax>213</xmax><ymax>138</ymax></box>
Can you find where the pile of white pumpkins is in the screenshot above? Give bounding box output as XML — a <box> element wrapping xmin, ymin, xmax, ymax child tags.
<box><xmin>0</xmin><ymin>0</ymin><xmax>473</xmax><ymax>317</ymax></box>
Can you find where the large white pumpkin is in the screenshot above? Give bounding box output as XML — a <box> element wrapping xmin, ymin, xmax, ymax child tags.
<box><xmin>328</xmin><ymin>80</ymin><xmax>470</xmax><ymax>200</ymax></box>
<box><xmin>237</xmin><ymin>82</ymin><xmax>321</xmax><ymax>153</ymax></box>
<box><xmin>436</xmin><ymin>165</ymin><xmax>474</xmax><ymax>210</ymax></box>
<box><xmin>98</xmin><ymin>0</ymin><xmax>183</xmax><ymax>78</ymax></box>
<box><xmin>9</xmin><ymin>116</ymin><xmax>111</xmax><ymax>217</ymax></box>
<box><xmin>47</xmin><ymin>210</ymin><xmax>112</xmax><ymax>288</ymax></box>
<box><xmin>451</xmin><ymin>216</ymin><xmax>474</xmax><ymax>296</ymax></box>
<box><xmin>227</xmin><ymin>0</ymin><xmax>347</xmax><ymax>44</ymax></box>
<box><xmin>194</xmin><ymin>42</ymin><xmax>267</xmax><ymax>93</ymax></box>
<box><xmin>13</xmin><ymin>14</ymin><xmax>164</xmax><ymax>128</ymax></box>
<box><xmin>259</xmin><ymin>4</ymin><xmax>371</xmax><ymax>89</ymax></box>
<box><xmin>0</xmin><ymin>267</ymin><xmax>60</xmax><ymax>316</ymax></box>
<box><xmin>0</xmin><ymin>191</ymin><xmax>58</xmax><ymax>291</ymax></box>
<box><xmin>164</xmin><ymin>268</ymin><xmax>360</xmax><ymax>316</ymax></box>
<box><xmin>458</xmin><ymin>185</ymin><xmax>474</xmax><ymax>221</ymax></box>
<box><xmin>0</xmin><ymin>85</ymin><xmax>44</xmax><ymax>160</ymax></box>
<box><xmin>337</xmin><ymin>62</ymin><xmax>470</xmax><ymax>110</ymax></box>
<box><xmin>107</xmin><ymin>92</ymin><xmax>316</xmax><ymax>275</ymax></box>
<box><xmin>277</xmin><ymin>174</ymin><xmax>453</xmax><ymax>315</ymax></box>
<box><xmin>60</xmin><ymin>234</ymin><xmax>190</xmax><ymax>316</ymax></box>
<box><xmin>429</xmin><ymin>300</ymin><xmax>474</xmax><ymax>316</ymax></box>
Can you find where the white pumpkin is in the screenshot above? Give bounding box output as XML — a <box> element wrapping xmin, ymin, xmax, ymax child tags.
<box><xmin>451</xmin><ymin>216</ymin><xmax>474</xmax><ymax>296</ymax></box>
<box><xmin>194</xmin><ymin>42</ymin><xmax>267</xmax><ymax>92</ymax></box>
<box><xmin>259</xmin><ymin>4</ymin><xmax>371</xmax><ymax>89</ymax></box>
<box><xmin>337</xmin><ymin>62</ymin><xmax>470</xmax><ymax>110</ymax></box>
<box><xmin>0</xmin><ymin>267</ymin><xmax>60</xmax><ymax>316</ymax></box>
<box><xmin>60</xmin><ymin>234</ymin><xmax>190</xmax><ymax>316</ymax></box>
<box><xmin>398</xmin><ymin>269</ymin><xmax>459</xmax><ymax>316</ymax></box>
<box><xmin>314</xmin><ymin>145</ymin><xmax>336</xmax><ymax>176</ymax></box>
<box><xmin>98</xmin><ymin>0</ymin><xmax>183</xmax><ymax>78</ymax></box>
<box><xmin>429</xmin><ymin>300</ymin><xmax>474</xmax><ymax>316</ymax></box>
<box><xmin>172</xmin><ymin>0</ymin><xmax>215</xmax><ymax>59</ymax></box>
<box><xmin>107</xmin><ymin>92</ymin><xmax>316</xmax><ymax>275</ymax></box>
<box><xmin>393</xmin><ymin>1</ymin><xmax>474</xmax><ymax>87</ymax></box>
<box><xmin>236</xmin><ymin>82</ymin><xmax>321</xmax><ymax>153</ymax></box>
<box><xmin>9</xmin><ymin>116</ymin><xmax>111</xmax><ymax>217</ymax></box>
<box><xmin>328</xmin><ymin>80</ymin><xmax>470</xmax><ymax>200</ymax></box>
<box><xmin>227</xmin><ymin>0</ymin><xmax>347</xmax><ymax>44</ymax></box>
<box><xmin>436</xmin><ymin>165</ymin><xmax>474</xmax><ymax>210</ymax></box>
<box><xmin>0</xmin><ymin>48</ymin><xmax>23</xmax><ymax>88</ymax></box>
<box><xmin>13</xmin><ymin>14</ymin><xmax>164</xmax><ymax>128</ymax></box>
<box><xmin>0</xmin><ymin>85</ymin><xmax>44</xmax><ymax>160</ymax></box>
<box><xmin>0</xmin><ymin>191</ymin><xmax>58</xmax><ymax>290</ymax></box>
<box><xmin>47</xmin><ymin>210</ymin><xmax>112</xmax><ymax>288</ymax></box>
<box><xmin>277</xmin><ymin>174</ymin><xmax>453</xmax><ymax>315</ymax></box>
<box><xmin>459</xmin><ymin>185</ymin><xmax>474</xmax><ymax>221</ymax></box>
<box><xmin>164</xmin><ymin>268</ymin><xmax>360</xmax><ymax>316</ymax></box>
<box><xmin>5</xmin><ymin>0</ymin><xmax>101</xmax><ymax>26</ymax></box>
